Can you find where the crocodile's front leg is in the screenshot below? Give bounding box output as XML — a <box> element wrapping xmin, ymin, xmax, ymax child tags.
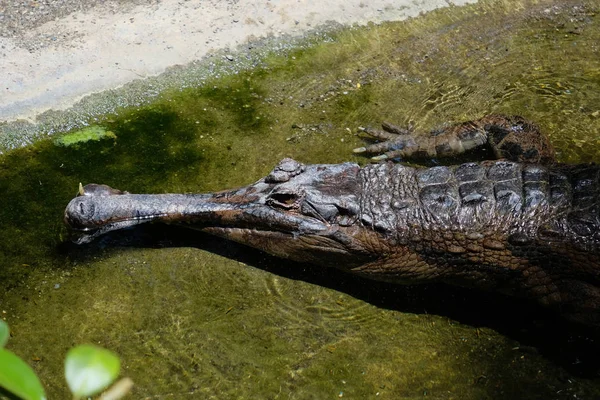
<box><xmin>355</xmin><ymin>115</ymin><xmax>556</xmax><ymax>164</ymax></box>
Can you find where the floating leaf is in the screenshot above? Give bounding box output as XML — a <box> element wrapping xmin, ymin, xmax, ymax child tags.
<box><xmin>54</xmin><ymin>126</ymin><xmax>117</xmax><ymax>147</ymax></box>
<box><xmin>0</xmin><ymin>320</ymin><xmax>8</xmax><ymax>348</ymax></box>
<box><xmin>0</xmin><ymin>348</ymin><xmax>46</xmax><ymax>400</ymax></box>
<box><xmin>65</xmin><ymin>345</ymin><xmax>120</xmax><ymax>398</ymax></box>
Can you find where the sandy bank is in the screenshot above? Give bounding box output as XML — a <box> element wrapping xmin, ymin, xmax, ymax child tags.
<box><xmin>0</xmin><ymin>0</ymin><xmax>475</xmax><ymax>123</ymax></box>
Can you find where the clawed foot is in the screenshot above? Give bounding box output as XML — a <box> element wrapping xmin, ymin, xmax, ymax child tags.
<box><xmin>354</xmin><ymin>121</ymin><xmax>418</xmax><ymax>161</ymax></box>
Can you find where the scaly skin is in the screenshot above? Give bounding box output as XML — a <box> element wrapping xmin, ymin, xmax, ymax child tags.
<box><xmin>64</xmin><ymin>116</ymin><xmax>600</xmax><ymax>326</ymax></box>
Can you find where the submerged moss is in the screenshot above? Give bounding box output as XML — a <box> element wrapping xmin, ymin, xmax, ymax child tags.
<box><xmin>0</xmin><ymin>0</ymin><xmax>600</xmax><ymax>399</ymax></box>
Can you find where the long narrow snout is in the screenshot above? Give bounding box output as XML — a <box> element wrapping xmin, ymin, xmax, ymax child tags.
<box><xmin>64</xmin><ymin>181</ymin><xmax>328</xmax><ymax>244</ymax></box>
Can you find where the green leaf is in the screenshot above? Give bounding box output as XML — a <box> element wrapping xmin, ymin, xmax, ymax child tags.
<box><xmin>53</xmin><ymin>126</ymin><xmax>117</xmax><ymax>147</ymax></box>
<box><xmin>0</xmin><ymin>320</ymin><xmax>8</xmax><ymax>348</ymax></box>
<box><xmin>65</xmin><ymin>344</ymin><xmax>120</xmax><ymax>398</ymax></box>
<box><xmin>0</xmin><ymin>348</ymin><xmax>46</xmax><ymax>400</ymax></box>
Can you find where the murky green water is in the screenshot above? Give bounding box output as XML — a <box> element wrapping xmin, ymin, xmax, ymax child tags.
<box><xmin>1</xmin><ymin>0</ymin><xmax>600</xmax><ymax>398</ymax></box>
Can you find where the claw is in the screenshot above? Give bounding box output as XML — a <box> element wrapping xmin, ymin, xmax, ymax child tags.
<box><xmin>353</xmin><ymin>147</ymin><xmax>367</xmax><ymax>153</ymax></box>
<box><xmin>381</xmin><ymin>121</ymin><xmax>412</xmax><ymax>135</ymax></box>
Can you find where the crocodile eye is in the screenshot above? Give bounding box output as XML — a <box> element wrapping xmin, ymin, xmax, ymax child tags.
<box><xmin>265</xmin><ymin>158</ymin><xmax>305</xmax><ymax>183</ymax></box>
<box><xmin>267</xmin><ymin>192</ymin><xmax>300</xmax><ymax>209</ymax></box>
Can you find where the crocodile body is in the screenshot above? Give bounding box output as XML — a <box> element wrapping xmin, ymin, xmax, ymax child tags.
<box><xmin>64</xmin><ymin>115</ymin><xmax>600</xmax><ymax>326</ymax></box>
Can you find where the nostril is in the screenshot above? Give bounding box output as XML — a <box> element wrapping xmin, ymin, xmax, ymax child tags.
<box><xmin>65</xmin><ymin>198</ymin><xmax>97</xmax><ymax>230</ymax></box>
<box><xmin>76</xmin><ymin>201</ymin><xmax>95</xmax><ymax>218</ymax></box>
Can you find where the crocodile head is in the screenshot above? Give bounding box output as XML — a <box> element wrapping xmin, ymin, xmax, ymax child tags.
<box><xmin>65</xmin><ymin>158</ymin><xmax>376</xmax><ymax>268</ymax></box>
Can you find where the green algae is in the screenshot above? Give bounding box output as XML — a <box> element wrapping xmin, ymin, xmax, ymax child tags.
<box><xmin>1</xmin><ymin>0</ymin><xmax>600</xmax><ymax>399</ymax></box>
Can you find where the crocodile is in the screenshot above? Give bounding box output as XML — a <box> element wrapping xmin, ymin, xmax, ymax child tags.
<box><xmin>64</xmin><ymin>115</ymin><xmax>600</xmax><ymax>326</ymax></box>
